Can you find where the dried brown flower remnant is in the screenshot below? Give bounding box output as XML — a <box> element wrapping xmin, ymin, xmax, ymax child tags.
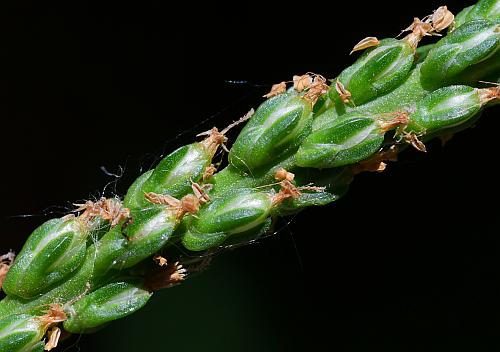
<box><xmin>203</xmin><ymin>164</ymin><xmax>217</xmax><ymax>181</ymax></box>
<box><xmin>431</xmin><ymin>6</ymin><xmax>454</xmax><ymax>32</ymax></box>
<box><xmin>0</xmin><ymin>251</ymin><xmax>15</xmax><ymax>290</ymax></box>
<box><xmin>145</xmin><ymin>192</ymin><xmax>200</xmax><ymax>221</ymax></box>
<box><xmin>293</xmin><ymin>74</ymin><xmax>313</xmax><ymax>92</ymax></box>
<box><xmin>74</xmin><ymin>197</ymin><xmax>130</xmax><ymax>227</ymax></box>
<box><xmin>403</xmin><ymin>131</ymin><xmax>427</xmax><ymax>152</ymax></box>
<box><xmin>402</xmin><ymin>17</ymin><xmax>435</xmax><ymax>48</ymax></box>
<box><xmin>272</xmin><ymin>176</ymin><xmax>326</xmax><ymax>206</ymax></box>
<box><xmin>478</xmin><ymin>85</ymin><xmax>500</xmax><ymax>104</ymax></box>
<box><xmin>376</xmin><ymin>111</ymin><xmax>409</xmax><ymax>132</ymax></box>
<box><xmin>350</xmin><ymin>36</ymin><xmax>380</xmax><ymax>54</ymax></box>
<box><xmin>352</xmin><ymin>146</ymin><xmax>398</xmax><ymax>174</ymax></box>
<box><xmin>191</xmin><ymin>182</ymin><xmax>211</xmax><ymax>204</ymax></box>
<box><xmin>154</xmin><ymin>255</ymin><xmax>168</xmax><ymax>266</ymax></box>
<box><xmin>303</xmin><ymin>75</ymin><xmax>329</xmax><ymax>105</ymax></box>
<box><xmin>263</xmin><ymin>81</ymin><xmax>286</xmax><ymax>98</ymax></box>
<box><xmin>145</xmin><ymin>182</ymin><xmax>210</xmax><ymax>221</ymax></box>
<box><xmin>335</xmin><ymin>80</ymin><xmax>352</xmax><ymax>105</ymax></box>
<box><xmin>401</xmin><ymin>6</ymin><xmax>455</xmax><ymax>49</ymax></box>
<box><xmin>145</xmin><ymin>261</ymin><xmax>187</xmax><ymax>291</ymax></box>
<box><xmin>274</xmin><ymin>167</ymin><xmax>295</xmax><ymax>182</ymax></box>
<box><xmin>38</xmin><ymin>304</ymin><xmax>67</xmax><ymax>329</ymax></box>
<box><xmin>198</xmin><ymin>109</ymin><xmax>254</xmax><ymax>156</ymax></box>
<box><xmin>45</xmin><ymin>326</ymin><xmax>61</xmax><ymax>351</ymax></box>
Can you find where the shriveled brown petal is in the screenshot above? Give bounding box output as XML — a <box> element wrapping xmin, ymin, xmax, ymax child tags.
<box><xmin>154</xmin><ymin>255</ymin><xmax>168</xmax><ymax>266</ymax></box>
<box><xmin>293</xmin><ymin>74</ymin><xmax>313</xmax><ymax>92</ymax></box>
<box><xmin>376</xmin><ymin>111</ymin><xmax>410</xmax><ymax>132</ymax></box>
<box><xmin>202</xmin><ymin>164</ymin><xmax>217</xmax><ymax>181</ymax></box>
<box><xmin>263</xmin><ymin>82</ymin><xmax>286</xmax><ymax>98</ymax></box>
<box><xmin>335</xmin><ymin>80</ymin><xmax>352</xmax><ymax>104</ymax></box>
<box><xmin>144</xmin><ymin>192</ymin><xmax>180</xmax><ymax>207</ymax></box>
<box><xmin>404</xmin><ymin>132</ymin><xmax>427</xmax><ymax>152</ymax></box>
<box><xmin>45</xmin><ymin>327</ymin><xmax>61</xmax><ymax>351</ymax></box>
<box><xmin>431</xmin><ymin>6</ymin><xmax>454</xmax><ymax>32</ymax></box>
<box><xmin>350</xmin><ymin>36</ymin><xmax>380</xmax><ymax>54</ymax></box>
<box><xmin>274</xmin><ymin>167</ymin><xmax>295</xmax><ymax>182</ymax></box>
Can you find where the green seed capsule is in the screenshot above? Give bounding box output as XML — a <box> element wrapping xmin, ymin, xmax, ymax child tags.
<box><xmin>330</xmin><ymin>38</ymin><xmax>415</xmax><ymax>107</ymax></box>
<box><xmin>123</xmin><ymin>169</ymin><xmax>153</xmax><ymax>209</ymax></box>
<box><xmin>63</xmin><ymin>281</ymin><xmax>151</xmax><ymax>333</ymax></box>
<box><xmin>454</xmin><ymin>5</ymin><xmax>475</xmax><ymax>28</ymax></box>
<box><xmin>142</xmin><ymin>144</ymin><xmax>211</xmax><ymax>197</ymax></box>
<box><xmin>219</xmin><ymin>218</ymin><xmax>273</xmax><ymax>247</ymax></box>
<box><xmin>407</xmin><ymin>85</ymin><xmax>485</xmax><ymax>135</ymax></box>
<box><xmin>296</xmin><ymin>111</ymin><xmax>407</xmax><ymax>168</ymax></box>
<box><xmin>465</xmin><ymin>0</ymin><xmax>500</xmax><ymax>22</ymax></box>
<box><xmin>95</xmin><ymin>206</ymin><xmax>177</xmax><ymax>272</ymax></box>
<box><xmin>182</xmin><ymin>189</ymin><xmax>273</xmax><ymax>251</ymax></box>
<box><xmin>421</xmin><ymin>20</ymin><xmax>500</xmax><ymax>88</ymax></box>
<box><xmin>27</xmin><ymin>341</ymin><xmax>45</xmax><ymax>352</ymax></box>
<box><xmin>312</xmin><ymin>108</ymin><xmax>340</xmax><ymax>132</ymax></box>
<box><xmin>125</xmin><ymin>144</ymin><xmax>211</xmax><ymax>208</ymax></box>
<box><xmin>2</xmin><ymin>217</ymin><xmax>87</xmax><ymax>299</ymax></box>
<box><xmin>229</xmin><ymin>92</ymin><xmax>312</xmax><ymax>173</ymax></box>
<box><xmin>0</xmin><ymin>314</ymin><xmax>45</xmax><ymax>352</ymax></box>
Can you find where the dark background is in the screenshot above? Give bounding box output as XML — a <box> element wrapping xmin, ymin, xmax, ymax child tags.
<box><xmin>1</xmin><ymin>1</ymin><xmax>500</xmax><ymax>351</ymax></box>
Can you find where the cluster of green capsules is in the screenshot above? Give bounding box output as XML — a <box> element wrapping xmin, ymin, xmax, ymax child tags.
<box><xmin>1</xmin><ymin>1</ymin><xmax>499</xmax><ymax>350</ymax></box>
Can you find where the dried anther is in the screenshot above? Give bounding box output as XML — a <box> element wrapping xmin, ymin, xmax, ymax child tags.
<box><xmin>45</xmin><ymin>326</ymin><xmax>61</xmax><ymax>351</ymax></box>
<box><xmin>263</xmin><ymin>81</ymin><xmax>287</xmax><ymax>98</ymax></box>
<box><xmin>350</xmin><ymin>36</ymin><xmax>380</xmax><ymax>54</ymax></box>
<box><xmin>74</xmin><ymin>197</ymin><xmax>130</xmax><ymax>227</ymax></box>
<box><xmin>0</xmin><ymin>251</ymin><xmax>15</xmax><ymax>290</ymax></box>
<box><xmin>293</xmin><ymin>74</ymin><xmax>313</xmax><ymax>92</ymax></box>
<box><xmin>335</xmin><ymin>80</ymin><xmax>352</xmax><ymax>105</ymax></box>
<box><xmin>352</xmin><ymin>146</ymin><xmax>398</xmax><ymax>174</ymax></box>
<box><xmin>145</xmin><ymin>261</ymin><xmax>187</xmax><ymax>291</ymax></box>
<box><xmin>403</xmin><ymin>131</ymin><xmax>427</xmax><ymax>152</ymax></box>
<box><xmin>191</xmin><ymin>182</ymin><xmax>211</xmax><ymax>204</ymax></box>
<box><xmin>145</xmin><ymin>192</ymin><xmax>200</xmax><ymax>221</ymax></box>
<box><xmin>198</xmin><ymin>109</ymin><xmax>254</xmax><ymax>156</ymax></box>
<box><xmin>154</xmin><ymin>255</ymin><xmax>168</xmax><ymax>266</ymax></box>
<box><xmin>430</xmin><ymin>6</ymin><xmax>454</xmax><ymax>32</ymax></box>
<box><xmin>145</xmin><ymin>183</ymin><xmax>210</xmax><ymax>221</ymax></box>
<box><xmin>38</xmin><ymin>304</ymin><xmax>67</xmax><ymax>329</ymax></box>
<box><xmin>478</xmin><ymin>85</ymin><xmax>500</xmax><ymax>104</ymax></box>
<box><xmin>401</xmin><ymin>6</ymin><xmax>454</xmax><ymax>49</ymax></box>
<box><xmin>272</xmin><ymin>179</ymin><xmax>325</xmax><ymax>205</ymax></box>
<box><xmin>274</xmin><ymin>168</ymin><xmax>295</xmax><ymax>182</ymax></box>
<box><xmin>376</xmin><ymin>111</ymin><xmax>409</xmax><ymax>132</ymax></box>
<box><xmin>203</xmin><ymin>164</ymin><xmax>217</xmax><ymax>181</ymax></box>
<box><xmin>303</xmin><ymin>75</ymin><xmax>329</xmax><ymax>105</ymax></box>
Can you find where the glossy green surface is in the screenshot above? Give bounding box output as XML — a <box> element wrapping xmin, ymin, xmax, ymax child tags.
<box><xmin>229</xmin><ymin>92</ymin><xmax>312</xmax><ymax>172</ymax></box>
<box><xmin>1</xmin><ymin>1</ymin><xmax>499</xmax><ymax>347</ymax></box>
<box><xmin>63</xmin><ymin>282</ymin><xmax>151</xmax><ymax>333</ymax></box>
<box><xmin>2</xmin><ymin>218</ymin><xmax>87</xmax><ymax>299</ymax></box>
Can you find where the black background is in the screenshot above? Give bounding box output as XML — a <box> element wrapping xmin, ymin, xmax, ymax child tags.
<box><xmin>1</xmin><ymin>1</ymin><xmax>500</xmax><ymax>351</ymax></box>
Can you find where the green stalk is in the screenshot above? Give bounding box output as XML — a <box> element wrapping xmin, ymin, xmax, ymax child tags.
<box><xmin>1</xmin><ymin>1</ymin><xmax>499</xmax><ymax>350</ymax></box>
